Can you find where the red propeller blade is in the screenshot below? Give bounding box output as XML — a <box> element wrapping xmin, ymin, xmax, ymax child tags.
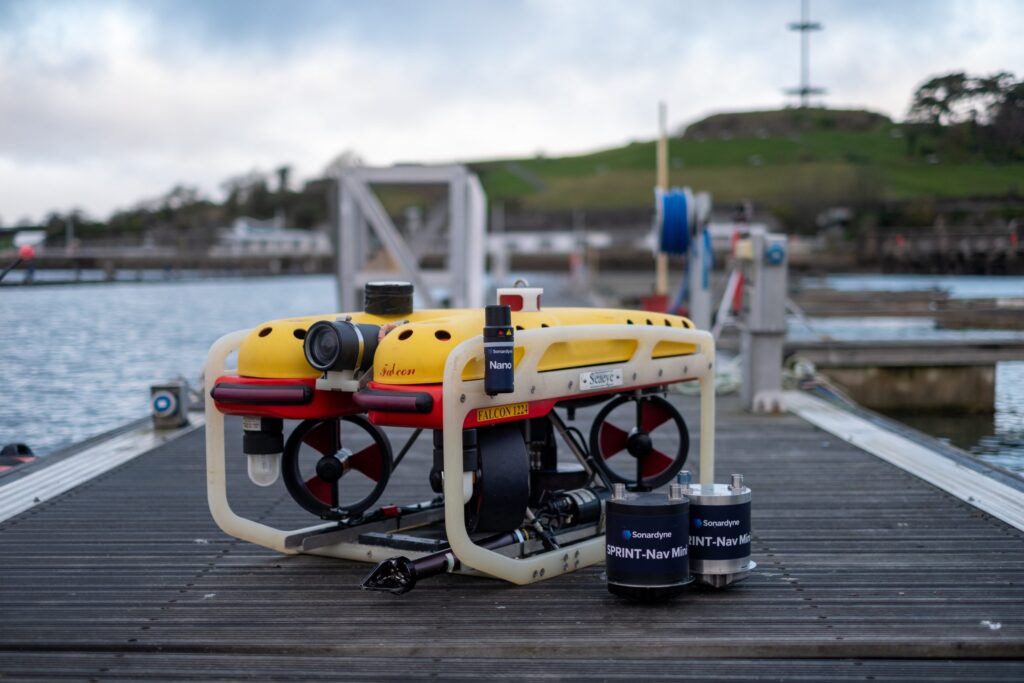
<box><xmin>303</xmin><ymin>420</ymin><xmax>340</xmax><ymax>457</ymax></box>
<box><xmin>639</xmin><ymin>400</ymin><xmax>674</xmax><ymax>434</ymax></box>
<box><xmin>304</xmin><ymin>476</ymin><xmax>334</xmax><ymax>505</ymax></box>
<box><xmin>598</xmin><ymin>423</ymin><xmax>629</xmax><ymax>459</ymax></box>
<box><xmin>346</xmin><ymin>443</ymin><xmax>382</xmax><ymax>481</ymax></box>
<box><xmin>640</xmin><ymin>448</ymin><xmax>674</xmax><ymax>478</ymax></box>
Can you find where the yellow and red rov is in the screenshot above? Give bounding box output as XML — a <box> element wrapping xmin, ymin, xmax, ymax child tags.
<box><xmin>205</xmin><ymin>282</ymin><xmax>723</xmax><ymax>593</ymax></box>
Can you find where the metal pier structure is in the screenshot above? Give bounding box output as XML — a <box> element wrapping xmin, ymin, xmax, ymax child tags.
<box><xmin>0</xmin><ymin>393</ymin><xmax>1022</xmax><ymax>680</ymax></box>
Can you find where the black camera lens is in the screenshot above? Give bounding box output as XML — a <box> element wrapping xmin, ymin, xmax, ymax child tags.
<box><xmin>306</xmin><ymin>325</ymin><xmax>341</xmax><ymax>369</ymax></box>
<box><xmin>303</xmin><ymin>320</ymin><xmax>381</xmax><ymax>373</ymax></box>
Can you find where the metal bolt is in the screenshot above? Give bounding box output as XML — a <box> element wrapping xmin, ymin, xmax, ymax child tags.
<box><xmin>669</xmin><ymin>483</ymin><xmax>684</xmax><ymax>501</ymax></box>
<box><xmin>730</xmin><ymin>473</ymin><xmax>744</xmax><ymax>491</ymax></box>
<box><xmin>612</xmin><ymin>483</ymin><xmax>626</xmax><ymax>501</ymax></box>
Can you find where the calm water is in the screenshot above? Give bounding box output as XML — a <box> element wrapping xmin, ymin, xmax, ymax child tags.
<box><xmin>1</xmin><ymin>273</ymin><xmax>1022</xmax><ymax>474</ymax></box>
<box><xmin>802</xmin><ymin>274</ymin><xmax>1024</xmax><ymax>299</ymax></box>
<box><xmin>1</xmin><ymin>276</ymin><xmax>337</xmax><ymax>454</ymax></box>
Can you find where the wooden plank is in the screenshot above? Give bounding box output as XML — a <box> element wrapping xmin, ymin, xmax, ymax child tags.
<box><xmin>0</xmin><ymin>416</ymin><xmax>204</xmax><ymax>523</ymax></box>
<box><xmin>0</xmin><ymin>394</ymin><xmax>1021</xmax><ymax>679</ymax></box>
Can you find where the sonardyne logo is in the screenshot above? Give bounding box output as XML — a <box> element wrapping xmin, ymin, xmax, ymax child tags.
<box><xmin>693</xmin><ymin>518</ymin><xmax>739</xmax><ymax>529</ymax></box>
<box><xmin>622</xmin><ymin>529</ymin><xmax>672</xmax><ymax>540</ymax></box>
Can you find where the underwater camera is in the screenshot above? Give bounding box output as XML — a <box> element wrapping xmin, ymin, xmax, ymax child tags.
<box><xmin>303</xmin><ymin>281</ymin><xmax>416</xmax><ymax>373</ymax></box>
<box><xmin>303</xmin><ymin>319</ymin><xmax>381</xmax><ymax>373</ymax></box>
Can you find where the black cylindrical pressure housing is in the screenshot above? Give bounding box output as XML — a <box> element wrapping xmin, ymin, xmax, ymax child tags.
<box><xmin>242</xmin><ymin>417</ymin><xmax>283</xmax><ymax>455</ymax></box>
<box><xmin>544</xmin><ymin>487</ymin><xmax>604</xmax><ymax>528</ymax></box>
<box><xmin>303</xmin><ymin>320</ymin><xmax>381</xmax><ymax>373</ymax></box>
<box><xmin>430</xmin><ymin>429</ymin><xmax>479</xmax><ymax>493</ymax></box>
<box><xmin>605</xmin><ymin>490</ymin><xmax>692</xmax><ymax>602</ymax></box>
<box><xmin>364</xmin><ymin>281</ymin><xmax>414</xmax><ymax>316</ymax></box>
<box><xmin>483</xmin><ymin>304</ymin><xmax>514</xmax><ymax>396</ymax></box>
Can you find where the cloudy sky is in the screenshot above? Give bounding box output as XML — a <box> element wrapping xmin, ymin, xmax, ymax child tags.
<box><xmin>1</xmin><ymin>0</ymin><xmax>1021</xmax><ymax>223</ymax></box>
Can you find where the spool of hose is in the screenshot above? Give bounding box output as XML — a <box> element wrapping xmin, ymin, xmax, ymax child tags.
<box><xmin>657</xmin><ymin>188</ymin><xmax>691</xmax><ymax>255</ymax></box>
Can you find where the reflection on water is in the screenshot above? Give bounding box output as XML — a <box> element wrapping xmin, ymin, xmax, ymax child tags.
<box><xmin>789</xmin><ymin>316</ymin><xmax>1024</xmax><ymax>342</ymax></box>
<box><xmin>802</xmin><ymin>274</ymin><xmax>1024</xmax><ymax>300</ymax></box>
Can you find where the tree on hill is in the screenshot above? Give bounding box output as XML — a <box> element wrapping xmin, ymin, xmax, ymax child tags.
<box><xmin>992</xmin><ymin>80</ymin><xmax>1024</xmax><ymax>150</ymax></box>
<box><xmin>906</xmin><ymin>71</ymin><xmax>1023</xmax><ymax>161</ymax></box>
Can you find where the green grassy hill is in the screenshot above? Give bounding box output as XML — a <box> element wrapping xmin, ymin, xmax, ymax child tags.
<box><xmin>467</xmin><ymin>109</ymin><xmax>1024</xmax><ymax>215</ymax></box>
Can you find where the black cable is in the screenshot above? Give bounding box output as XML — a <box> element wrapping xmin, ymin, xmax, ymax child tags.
<box><xmin>391</xmin><ymin>428</ymin><xmax>422</xmax><ymax>471</ymax></box>
<box><xmin>564</xmin><ymin>425</ymin><xmax>589</xmax><ymax>457</ymax></box>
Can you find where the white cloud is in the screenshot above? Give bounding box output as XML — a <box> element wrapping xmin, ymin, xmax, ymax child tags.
<box><xmin>0</xmin><ymin>0</ymin><xmax>1021</xmax><ymax>223</ymax></box>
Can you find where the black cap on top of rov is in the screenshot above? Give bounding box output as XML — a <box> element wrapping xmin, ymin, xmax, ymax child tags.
<box><xmin>484</xmin><ymin>303</ymin><xmax>512</xmax><ymax>328</ymax></box>
<box><xmin>364</xmin><ymin>281</ymin><xmax>414</xmax><ymax>316</ymax></box>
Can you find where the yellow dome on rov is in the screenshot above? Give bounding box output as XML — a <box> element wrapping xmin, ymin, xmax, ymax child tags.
<box><xmin>237</xmin><ymin>307</ymin><xmax>697</xmax><ymax>384</ymax></box>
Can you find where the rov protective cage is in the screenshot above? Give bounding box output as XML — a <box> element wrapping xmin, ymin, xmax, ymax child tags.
<box><xmin>205</xmin><ymin>281</ymin><xmax>752</xmax><ymax>596</ymax></box>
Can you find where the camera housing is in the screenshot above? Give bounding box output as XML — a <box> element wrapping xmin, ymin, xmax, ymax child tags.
<box><xmin>303</xmin><ymin>319</ymin><xmax>381</xmax><ymax>373</ymax></box>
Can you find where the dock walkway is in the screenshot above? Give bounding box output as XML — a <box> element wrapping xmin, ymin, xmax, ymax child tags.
<box><xmin>1</xmin><ymin>394</ymin><xmax>1022</xmax><ymax>681</ymax></box>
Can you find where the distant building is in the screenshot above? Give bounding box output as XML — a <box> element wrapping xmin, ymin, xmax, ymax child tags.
<box><xmin>209</xmin><ymin>217</ymin><xmax>330</xmax><ymax>257</ymax></box>
<box><xmin>12</xmin><ymin>229</ymin><xmax>47</xmax><ymax>250</ymax></box>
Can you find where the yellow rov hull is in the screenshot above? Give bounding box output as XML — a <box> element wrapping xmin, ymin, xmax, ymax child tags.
<box><xmin>238</xmin><ymin>307</ymin><xmax>698</xmax><ymax>384</ymax></box>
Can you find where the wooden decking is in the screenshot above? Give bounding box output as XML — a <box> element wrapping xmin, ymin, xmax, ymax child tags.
<box><xmin>1</xmin><ymin>394</ymin><xmax>1022</xmax><ymax>681</ymax></box>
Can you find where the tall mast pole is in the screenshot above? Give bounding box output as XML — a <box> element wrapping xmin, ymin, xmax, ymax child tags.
<box><xmin>655</xmin><ymin>101</ymin><xmax>668</xmax><ymax>297</ymax></box>
<box><xmin>785</xmin><ymin>0</ymin><xmax>825</xmax><ymax>107</ymax></box>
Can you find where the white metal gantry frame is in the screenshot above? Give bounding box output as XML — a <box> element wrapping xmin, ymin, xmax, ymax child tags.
<box><xmin>204</xmin><ymin>324</ymin><xmax>717</xmax><ymax>585</ymax></box>
<box><xmin>336</xmin><ymin>165</ymin><xmax>486</xmax><ymax>312</ymax></box>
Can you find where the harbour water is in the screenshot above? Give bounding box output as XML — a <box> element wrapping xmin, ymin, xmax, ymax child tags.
<box><xmin>802</xmin><ymin>274</ymin><xmax>1024</xmax><ymax>300</ymax></box>
<box><xmin>1</xmin><ymin>273</ymin><xmax>1021</xmax><ymax>473</ymax></box>
<box><xmin>797</xmin><ymin>275</ymin><xmax>1024</xmax><ymax>473</ymax></box>
<box><xmin>1</xmin><ymin>275</ymin><xmax>336</xmax><ymax>456</ymax></box>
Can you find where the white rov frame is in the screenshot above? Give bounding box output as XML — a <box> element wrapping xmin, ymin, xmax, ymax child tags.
<box><xmin>204</xmin><ymin>324</ymin><xmax>716</xmax><ymax>584</ymax></box>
